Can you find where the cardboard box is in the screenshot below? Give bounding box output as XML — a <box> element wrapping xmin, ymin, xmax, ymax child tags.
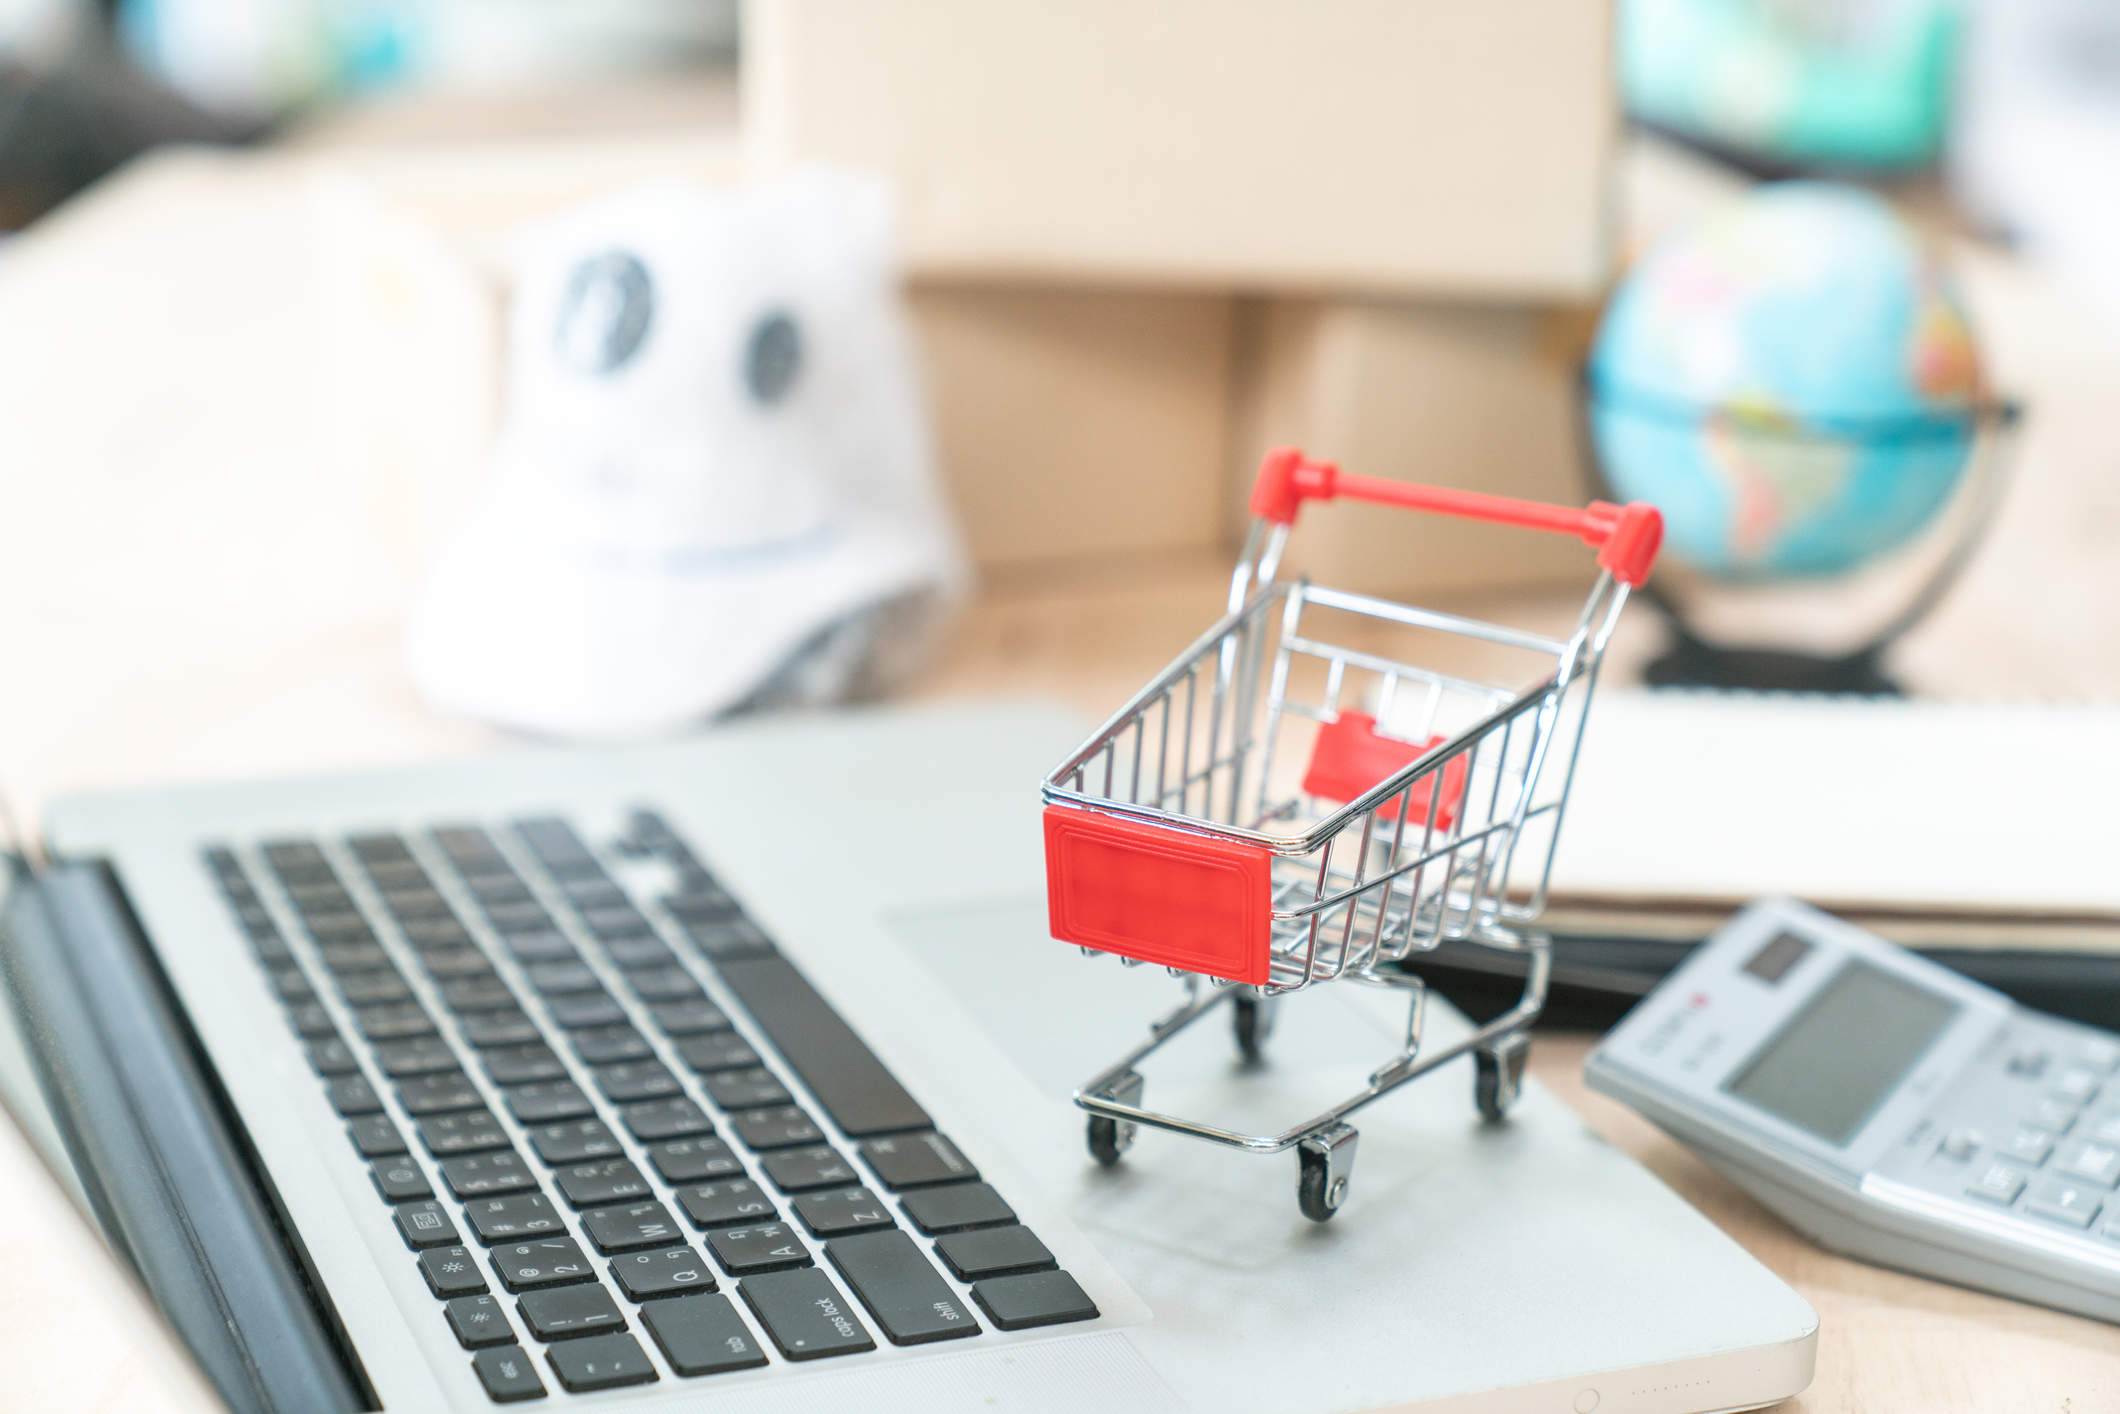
<box><xmin>912</xmin><ymin>283</ymin><xmax>1235</xmax><ymax>568</ymax></box>
<box><xmin>745</xmin><ymin>0</ymin><xmax>1617</xmax><ymax>298</ymax></box>
<box><xmin>1228</xmin><ymin>297</ymin><xmax>1600</xmax><ymax>597</ymax></box>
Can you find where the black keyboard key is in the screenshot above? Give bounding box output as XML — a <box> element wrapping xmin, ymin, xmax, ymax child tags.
<box><xmin>302</xmin><ymin>913</ymin><xmax>373</xmax><ymax>945</ymax></box>
<box><xmin>420</xmin><ymin>1109</ymin><xmax>511</xmax><ymax>1157</ymax></box>
<box><xmin>318</xmin><ymin>942</ymin><xmax>392</xmax><ymax>973</ymax></box>
<box><xmin>661</xmin><ymin>886</ymin><xmax>739</xmax><ymax>924</ymax></box>
<box><xmin>738</xmin><ymin>1267</ymin><xmax>874</xmax><ymax>1361</ymax></box>
<box><xmin>398</xmin><ymin>1071</ymin><xmax>486</xmax><ymax>1116</ymax></box>
<box><xmin>364</xmin><ymin>860</ymin><xmax>432</xmax><ymax>893</ymax></box>
<box><xmin>545</xmin><ymin>1332</ymin><xmax>657</xmax><ymax>1392</ymax></box>
<box><xmin>461</xmin><ymin>1010</ymin><xmax>543</xmax><ymax>1048</ymax></box>
<box><xmin>267</xmin><ymin>968</ymin><xmax>316</xmax><ymax>1005</ymax></box>
<box><xmin>674</xmin><ymin>1034</ymin><xmax>759</xmax><ymax>1074</ymax></box>
<box><xmin>395</xmin><ymin>1200</ymin><xmax>463</xmax><ymax>1250</ymax></box>
<box><xmin>715</xmin><ymin>955</ymin><xmax>930</xmax><ymax>1138</ymax></box>
<box><xmin>419</xmin><ymin>1245</ymin><xmax>489</xmax><ymax>1297</ymax></box>
<box><xmin>442</xmin><ymin>977</ymin><xmax>519</xmax><ymax>1013</ymax></box>
<box><xmin>356</xmin><ymin>1002</ymin><xmax>438</xmax><ymax>1041</ymax></box>
<box><xmin>702</xmin><ymin>1068</ymin><xmax>791</xmax><ymax>1109</ymax></box>
<box><xmin>648</xmin><ymin>1138</ymin><xmax>743</xmax><ymax>1184</ymax></box>
<box><xmin>518</xmin><ymin>1283</ymin><xmax>625</xmax><ymax>1342</ymax></box>
<box><xmin>580</xmin><ymin>904</ymin><xmax>652</xmax><ymax>940</ymax></box>
<box><xmin>286</xmin><ymin>1003</ymin><xmax>339</xmax><ymax>1040</ymax></box>
<box><xmin>625</xmin><ymin>966</ymin><xmax>707</xmax><ymax>1003</ymax></box>
<box><xmin>827</xmin><ymin>1229</ymin><xmax>979</xmax><ymax>1346</ymax></box>
<box><xmin>486</xmin><ymin>902</ymin><xmax>556</xmax><ymax>935</ymax></box>
<box><xmin>601</xmin><ymin>935</ymin><xmax>674</xmax><ymax>970</ymax></box>
<box><xmin>472</xmin><ymin>1345</ymin><xmax>546</xmax><ymax>1402</ymax></box>
<box><xmin>676</xmin><ymin>1179</ymin><xmax>775</xmax><ymax>1229</ymax></box>
<box><xmin>419</xmin><ymin>949</ymin><xmax>497</xmax><ymax>981</ymax></box>
<box><xmin>546</xmin><ymin>993</ymin><xmax>626</xmax><ymax>1029</ymax></box>
<box><xmin>483</xmin><ymin>1045</ymin><xmax>567</xmax><ymax>1086</ymax></box>
<box><xmin>570</xmin><ymin>1026</ymin><xmax>652</xmax><ymax>1066</ymax></box>
<box><xmin>594</xmin><ymin>1061</ymin><xmax>680</xmax><ymax>1104</ymax></box>
<box><xmin>791</xmin><ymin>1186</ymin><xmax>894</xmax><ymax>1239</ymax></box>
<box><xmin>349</xmin><ymin>831</ymin><xmax>413</xmax><ymax>863</ymax></box>
<box><xmin>677</xmin><ymin>916</ymin><xmax>773</xmax><ymax>962</ymax></box>
<box><xmin>445</xmin><ymin>1294</ymin><xmax>516</xmax><ymax>1350</ymax></box>
<box><xmin>383</xmin><ymin>889</ymin><xmax>456</xmax><ymax>922</ymax></box>
<box><xmin>528</xmin><ymin>1120</ymin><xmax>625</xmax><ymax>1165</ymax></box>
<box><xmin>435</xmin><ymin>825</ymin><xmax>501</xmax><ymax>862</ymax></box>
<box><xmin>760</xmin><ymin>1146</ymin><xmax>859</xmax><ymax>1194</ymax></box>
<box><xmin>328</xmin><ymin>1075</ymin><xmax>384</xmax><ymax>1117</ymax></box>
<box><xmin>371</xmin><ymin>1157</ymin><xmax>434</xmax><ymax>1203</ymax></box>
<box><xmin>375</xmin><ymin>1036</ymin><xmax>460</xmax><ymax>1077</ymax></box>
<box><xmin>525</xmin><ymin>961</ymin><xmax>600</xmax><ymax>996</ymax></box>
<box><xmin>560</xmin><ymin>874</ymin><xmax>624</xmax><ymax>908</ymax></box>
<box><xmin>554</xmin><ymin>1160</ymin><xmax>654</xmax><ymax>1209</ymax></box>
<box><xmin>648</xmin><ymin>999</ymin><xmax>729</xmax><ymax>1036</ymax></box>
<box><xmin>502</xmin><ymin>931</ymin><xmax>577</xmax><ymax>965</ymax></box>
<box><xmin>514</xmin><ymin>817</ymin><xmax>599</xmax><ymax>871</ymax></box>
<box><xmin>639</xmin><ymin>1293</ymin><xmax>766</xmax><ymax>1374</ymax></box>
<box><xmin>970</xmin><ymin>1270</ymin><xmax>1099</xmax><ymax>1330</ymax></box>
<box><xmin>582</xmin><ymin>1200</ymin><xmax>685</xmax><ymax>1254</ymax></box>
<box><xmin>443</xmin><ymin>1150</ymin><xmax>538</xmax><ymax>1199</ymax></box>
<box><xmin>465</xmin><ymin>1193</ymin><xmax>566</xmax><ymax>1245</ymax></box>
<box><xmin>900</xmin><ymin>1182</ymin><xmax>1016</xmax><ymax>1235</ymax></box>
<box><xmin>729</xmin><ymin>1106</ymin><xmax>824</xmax><ymax>1151</ymax></box>
<box><xmin>707</xmin><ymin>1222</ymin><xmax>810</xmax><ymax>1276</ymax></box>
<box><xmin>400</xmin><ymin>917</ymin><xmax>473</xmax><ymax>950</ymax></box>
<box><xmin>470</xmin><ymin>877</ymin><xmax>534</xmax><ymax>907</ymax></box>
<box><xmin>621</xmin><ymin>1099</ymin><xmax>712</xmax><ymax>1143</ymax></box>
<box><xmin>505</xmin><ymin>1082</ymin><xmax>593</xmax><ymax>1125</ymax></box>
<box><xmin>349</xmin><ymin>1115</ymin><xmax>407</xmax><ymax>1158</ymax></box>
<box><xmin>935</xmin><ymin>1225</ymin><xmax>1056</xmax><ymax>1280</ymax></box>
<box><xmin>336</xmin><ymin>971</ymin><xmax>413</xmax><ymax>1007</ymax></box>
<box><xmin>860</xmin><ymin>1132</ymin><xmax>977</xmax><ymax>1191</ymax></box>
<box><xmin>612</xmin><ymin>1248</ymin><xmax>718</xmax><ymax>1303</ymax></box>
<box><xmin>492</xmin><ymin>1237</ymin><xmax>597</xmax><ymax>1293</ymax></box>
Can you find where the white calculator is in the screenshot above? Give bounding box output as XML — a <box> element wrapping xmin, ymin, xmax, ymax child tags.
<box><xmin>1587</xmin><ymin>897</ymin><xmax>2120</xmax><ymax>1323</ymax></box>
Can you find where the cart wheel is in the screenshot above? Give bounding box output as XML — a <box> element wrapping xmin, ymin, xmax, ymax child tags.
<box><xmin>1232</xmin><ymin>995</ymin><xmax>1274</xmax><ymax>1064</ymax></box>
<box><xmin>1295</xmin><ymin>1122</ymin><xmax>1358</xmax><ymax>1224</ymax></box>
<box><xmin>1474</xmin><ymin>1033</ymin><xmax>1531</xmax><ymax>1123</ymax></box>
<box><xmin>1297</xmin><ymin>1152</ymin><xmax>1342</xmax><ymax>1223</ymax></box>
<box><xmin>1087</xmin><ymin>1116</ymin><xmax>1127</xmax><ymax>1167</ymax></box>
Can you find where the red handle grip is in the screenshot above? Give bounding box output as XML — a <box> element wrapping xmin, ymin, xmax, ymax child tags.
<box><xmin>1247</xmin><ymin>447</ymin><xmax>1664</xmax><ymax>589</ymax></box>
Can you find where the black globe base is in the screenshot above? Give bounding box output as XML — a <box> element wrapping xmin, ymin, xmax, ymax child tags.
<box><xmin>1644</xmin><ymin>629</ymin><xmax>1901</xmax><ymax>696</ymax></box>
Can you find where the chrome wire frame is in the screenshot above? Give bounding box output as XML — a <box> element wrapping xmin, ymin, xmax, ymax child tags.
<box><xmin>1044</xmin><ymin>515</ymin><xmax>1629</xmax><ymax>1158</ymax></box>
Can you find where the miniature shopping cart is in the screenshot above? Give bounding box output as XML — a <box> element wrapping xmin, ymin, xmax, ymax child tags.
<box><xmin>1041</xmin><ymin>448</ymin><xmax>1662</xmax><ymax>1222</ymax></box>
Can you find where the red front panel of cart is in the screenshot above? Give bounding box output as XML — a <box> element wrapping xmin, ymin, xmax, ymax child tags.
<box><xmin>1043</xmin><ymin>805</ymin><xmax>1272</xmax><ymax>985</ymax></box>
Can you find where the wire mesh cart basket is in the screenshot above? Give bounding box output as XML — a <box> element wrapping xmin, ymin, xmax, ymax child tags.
<box><xmin>1041</xmin><ymin>449</ymin><xmax>1662</xmax><ymax>1221</ymax></box>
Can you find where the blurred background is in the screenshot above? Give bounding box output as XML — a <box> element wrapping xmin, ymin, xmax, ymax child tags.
<box><xmin>2</xmin><ymin>0</ymin><xmax>2118</xmax><ymax>821</ymax></box>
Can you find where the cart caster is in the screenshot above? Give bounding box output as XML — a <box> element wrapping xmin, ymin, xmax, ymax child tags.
<box><xmin>1085</xmin><ymin>1070</ymin><xmax>1145</xmax><ymax>1167</ymax></box>
<box><xmin>1232</xmin><ymin>993</ymin><xmax>1279</xmax><ymax>1065</ymax></box>
<box><xmin>1296</xmin><ymin>1123</ymin><xmax>1359</xmax><ymax>1223</ymax></box>
<box><xmin>1474</xmin><ymin>1033</ymin><xmax>1530</xmax><ymax>1122</ymax></box>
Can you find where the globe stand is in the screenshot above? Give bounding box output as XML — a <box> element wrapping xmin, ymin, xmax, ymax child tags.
<box><xmin>1626</xmin><ymin>402</ymin><xmax>2021</xmax><ymax>697</ymax></box>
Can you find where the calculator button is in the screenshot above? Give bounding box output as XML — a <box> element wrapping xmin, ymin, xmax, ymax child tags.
<box><xmin>2079</xmin><ymin>1038</ymin><xmax>2120</xmax><ymax>1074</ymax></box>
<box><xmin>2007</xmin><ymin>1044</ymin><xmax>2050</xmax><ymax>1078</ymax></box>
<box><xmin>1966</xmin><ymin>1162</ymin><xmax>2026</xmax><ymax>1205</ymax></box>
<box><xmin>1935</xmin><ymin>1129</ymin><xmax>1982</xmax><ymax>1162</ymax></box>
<box><xmin>2023</xmin><ymin>1097</ymin><xmax>2080</xmax><ymax>1134</ymax></box>
<box><xmin>2055</xmin><ymin>1141</ymin><xmax>2120</xmax><ymax>1189</ymax></box>
<box><xmin>2087</xmin><ymin>1113</ymin><xmax>2120</xmax><ymax>1147</ymax></box>
<box><xmin>2000</xmin><ymin>1130</ymin><xmax>2054</xmax><ymax>1166</ymax></box>
<box><xmin>2051</xmin><ymin>1069</ymin><xmax>2103</xmax><ymax>1107</ymax></box>
<box><xmin>2025</xmin><ymin>1178</ymin><xmax>2101</xmax><ymax>1229</ymax></box>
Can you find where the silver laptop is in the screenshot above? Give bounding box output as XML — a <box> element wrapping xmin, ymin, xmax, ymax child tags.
<box><xmin>5</xmin><ymin>699</ymin><xmax>1816</xmax><ymax>1413</ymax></box>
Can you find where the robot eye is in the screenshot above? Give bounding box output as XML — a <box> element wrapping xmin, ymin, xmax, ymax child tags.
<box><xmin>744</xmin><ymin>310</ymin><xmax>803</xmax><ymax>407</ymax></box>
<box><xmin>553</xmin><ymin>250</ymin><xmax>654</xmax><ymax>375</ymax></box>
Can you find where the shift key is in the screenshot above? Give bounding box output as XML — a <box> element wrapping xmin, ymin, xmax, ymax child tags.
<box><xmin>825</xmin><ymin>1230</ymin><xmax>979</xmax><ymax>1346</ymax></box>
<box><xmin>738</xmin><ymin>1268</ymin><xmax>876</xmax><ymax>1361</ymax></box>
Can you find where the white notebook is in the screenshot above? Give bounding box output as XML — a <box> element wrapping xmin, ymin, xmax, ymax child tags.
<box><xmin>1546</xmin><ymin>689</ymin><xmax>2120</xmax><ymax>948</ymax></box>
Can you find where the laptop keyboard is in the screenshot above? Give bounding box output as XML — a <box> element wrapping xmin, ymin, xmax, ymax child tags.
<box><xmin>201</xmin><ymin>811</ymin><xmax>1097</xmax><ymax>1402</ymax></box>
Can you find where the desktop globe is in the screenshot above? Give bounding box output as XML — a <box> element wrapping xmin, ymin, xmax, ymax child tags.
<box><xmin>1586</xmin><ymin>182</ymin><xmax>2006</xmax><ymax>691</ymax></box>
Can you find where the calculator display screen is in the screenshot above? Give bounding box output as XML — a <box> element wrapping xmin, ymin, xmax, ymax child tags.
<box><xmin>1724</xmin><ymin>959</ymin><xmax>1959</xmax><ymax>1146</ymax></box>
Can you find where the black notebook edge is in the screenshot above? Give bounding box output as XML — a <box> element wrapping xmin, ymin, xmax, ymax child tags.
<box><xmin>0</xmin><ymin>856</ymin><xmax>371</xmax><ymax>1414</ymax></box>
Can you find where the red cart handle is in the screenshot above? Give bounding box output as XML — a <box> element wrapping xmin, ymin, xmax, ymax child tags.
<box><xmin>1247</xmin><ymin>447</ymin><xmax>1664</xmax><ymax>588</ymax></box>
